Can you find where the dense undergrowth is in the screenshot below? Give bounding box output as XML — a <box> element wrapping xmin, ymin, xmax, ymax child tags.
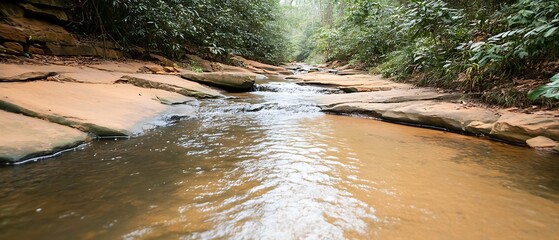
<box><xmin>301</xmin><ymin>0</ymin><xmax>559</xmax><ymax>107</ymax></box>
<box><xmin>70</xmin><ymin>0</ymin><xmax>289</xmax><ymax>64</ymax></box>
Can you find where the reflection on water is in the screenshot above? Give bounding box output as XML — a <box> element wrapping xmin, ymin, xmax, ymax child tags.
<box><xmin>0</xmin><ymin>82</ymin><xmax>558</xmax><ymax>239</ymax></box>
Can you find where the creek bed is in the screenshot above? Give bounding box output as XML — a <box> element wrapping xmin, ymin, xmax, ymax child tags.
<box><xmin>0</xmin><ymin>82</ymin><xmax>558</xmax><ymax>239</ymax></box>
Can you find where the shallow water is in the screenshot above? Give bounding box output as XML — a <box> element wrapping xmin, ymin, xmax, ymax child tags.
<box><xmin>0</xmin><ymin>82</ymin><xmax>558</xmax><ymax>239</ymax></box>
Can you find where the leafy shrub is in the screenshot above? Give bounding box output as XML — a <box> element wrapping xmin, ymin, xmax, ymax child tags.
<box><xmin>72</xmin><ymin>0</ymin><xmax>289</xmax><ymax>63</ymax></box>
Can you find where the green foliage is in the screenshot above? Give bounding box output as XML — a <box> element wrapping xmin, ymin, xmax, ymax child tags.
<box><xmin>72</xmin><ymin>0</ymin><xmax>289</xmax><ymax>63</ymax></box>
<box><xmin>295</xmin><ymin>0</ymin><xmax>559</xmax><ymax>106</ymax></box>
<box><xmin>529</xmin><ymin>73</ymin><xmax>559</xmax><ymax>100</ymax></box>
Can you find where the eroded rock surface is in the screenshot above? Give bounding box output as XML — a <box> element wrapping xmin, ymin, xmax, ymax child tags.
<box><xmin>181</xmin><ymin>72</ymin><xmax>256</xmax><ymax>91</ymax></box>
<box><xmin>0</xmin><ymin>111</ymin><xmax>88</xmax><ymax>164</ymax></box>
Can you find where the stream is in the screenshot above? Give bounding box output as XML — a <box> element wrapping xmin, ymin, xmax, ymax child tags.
<box><xmin>0</xmin><ymin>81</ymin><xmax>558</xmax><ymax>239</ymax></box>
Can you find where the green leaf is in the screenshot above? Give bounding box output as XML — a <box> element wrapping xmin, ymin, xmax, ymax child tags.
<box><xmin>544</xmin><ymin>27</ymin><xmax>558</xmax><ymax>37</ymax></box>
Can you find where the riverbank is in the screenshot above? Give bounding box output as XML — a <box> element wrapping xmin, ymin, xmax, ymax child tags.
<box><xmin>0</xmin><ymin>56</ymin><xmax>285</xmax><ymax>164</ymax></box>
<box><xmin>284</xmin><ymin>64</ymin><xmax>559</xmax><ymax>151</ymax></box>
<box><xmin>1</xmin><ymin>58</ymin><xmax>558</xmax><ymax>164</ymax></box>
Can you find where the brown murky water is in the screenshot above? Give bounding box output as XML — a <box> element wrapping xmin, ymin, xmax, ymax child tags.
<box><xmin>0</xmin><ymin>82</ymin><xmax>558</xmax><ymax>239</ymax></box>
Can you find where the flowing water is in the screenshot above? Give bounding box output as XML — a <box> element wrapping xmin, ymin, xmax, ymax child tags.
<box><xmin>0</xmin><ymin>82</ymin><xmax>558</xmax><ymax>239</ymax></box>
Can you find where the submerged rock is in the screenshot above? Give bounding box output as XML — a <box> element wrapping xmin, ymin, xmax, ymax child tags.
<box><xmin>526</xmin><ymin>136</ymin><xmax>557</xmax><ymax>149</ymax></box>
<box><xmin>180</xmin><ymin>72</ymin><xmax>256</xmax><ymax>92</ymax></box>
<box><xmin>0</xmin><ymin>111</ymin><xmax>88</xmax><ymax>164</ymax></box>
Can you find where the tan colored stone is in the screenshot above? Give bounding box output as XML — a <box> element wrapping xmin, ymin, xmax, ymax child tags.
<box><xmin>0</xmin><ymin>72</ymin><xmax>56</xmax><ymax>82</ymax></box>
<box><xmin>0</xmin><ymin>81</ymin><xmax>196</xmax><ymax>136</ymax></box>
<box><xmin>144</xmin><ymin>65</ymin><xmax>165</xmax><ymax>73</ymax></box>
<box><xmin>323</xmin><ymin>101</ymin><xmax>499</xmax><ymax>134</ymax></box>
<box><xmin>0</xmin><ymin>111</ymin><xmax>88</xmax><ymax>164</ymax></box>
<box><xmin>526</xmin><ymin>136</ymin><xmax>557</xmax><ymax>149</ymax></box>
<box><xmin>490</xmin><ymin>113</ymin><xmax>559</xmax><ymax>144</ymax></box>
<box><xmin>118</xmin><ymin>74</ymin><xmax>223</xmax><ymax>98</ymax></box>
<box><xmin>181</xmin><ymin>72</ymin><xmax>256</xmax><ymax>92</ymax></box>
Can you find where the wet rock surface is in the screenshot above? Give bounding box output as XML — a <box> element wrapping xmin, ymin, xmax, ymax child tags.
<box><xmin>0</xmin><ymin>111</ymin><xmax>88</xmax><ymax>164</ymax></box>
<box><xmin>181</xmin><ymin>72</ymin><xmax>257</xmax><ymax>92</ymax></box>
<box><xmin>287</xmin><ymin>63</ymin><xmax>559</xmax><ymax>146</ymax></box>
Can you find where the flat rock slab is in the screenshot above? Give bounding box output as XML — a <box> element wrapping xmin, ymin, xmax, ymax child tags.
<box><xmin>315</xmin><ymin>88</ymin><xmax>460</xmax><ymax>107</ymax></box>
<box><xmin>0</xmin><ymin>111</ymin><xmax>88</xmax><ymax>164</ymax></box>
<box><xmin>294</xmin><ymin>73</ymin><xmax>412</xmax><ymax>92</ymax></box>
<box><xmin>181</xmin><ymin>72</ymin><xmax>256</xmax><ymax>92</ymax></box>
<box><xmin>119</xmin><ymin>74</ymin><xmax>223</xmax><ymax>98</ymax></box>
<box><xmin>0</xmin><ymin>81</ymin><xmax>195</xmax><ymax>136</ymax></box>
<box><xmin>0</xmin><ymin>71</ymin><xmax>56</xmax><ymax>82</ymax></box>
<box><xmin>0</xmin><ymin>63</ymin><xmax>222</xmax><ymax>98</ymax></box>
<box><xmin>491</xmin><ymin>112</ymin><xmax>559</xmax><ymax>144</ymax></box>
<box><xmin>323</xmin><ymin>101</ymin><xmax>500</xmax><ymax>134</ymax></box>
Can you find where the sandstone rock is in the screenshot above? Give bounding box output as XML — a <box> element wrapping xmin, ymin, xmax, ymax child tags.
<box><xmin>0</xmin><ymin>110</ymin><xmax>88</xmax><ymax>164</ymax></box>
<box><xmin>142</xmin><ymin>65</ymin><xmax>165</xmax><ymax>74</ymax></box>
<box><xmin>231</xmin><ymin>55</ymin><xmax>286</xmax><ymax>73</ymax></box>
<box><xmin>181</xmin><ymin>72</ymin><xmax>256</xmax><ymax>92</ymax></box>
<box><xmin>0</xmin><ymin>23</ymin><xmax>27</xmax><ymax>42</ymax></box>
<box><xmin>526</xmin><ymin>136</ymin><xmax>557</xmax><ymax>149</ymax></box>
<box><xmin>10</xmin><ymin>17</ymin><xmax>77</xmax><ymax>45</ymax></box>
<box><xmin>0</xmin><ymin>45</ymin><xmax>23</xmax><ymax>55</ymax></box>
<box><xmin>28</xmin><ymin>45</ymin><xmax>44</xmax><ymax>55</ymax></box>
<box><xmin>338</xmin><ymin>69</ymin><xmax>369</xmax><ymax>75</ymax></box>
<box><xmin>45</xmin><ymin>43</ymin><xmax>123</xmax><ymax>58</ymax></box>
<box><xmin>490</xmin><ymin>113</ymin><xmax>559</xmax><ymax>144</ymax></box>
<box><xmin>118</xmin><ymin>74</ymin><xmax>223</xmax><ymax>98</ymax></box>
<box><xmin>19</xmin><ymin>3</ymin><xmax>69</xmax><ymax>22</ymax></box>
<box><xmin>0</xmin><ymin>72</ymin><xmax>56</xmax><ymax>82</ymax></box>
<box><xmin>323</xmin><ymin>101</ymin><xmax>499</xmax><ymax>134</ymax></box>
<box><xmin>2</xmin><ymin>42</ymin><xmax>24</xmax><ymax>53</ymax></box>
<box><xmin>0</xmin><ymin>81</ymin><xmax>196</xmax><ymax>136</ymax></box>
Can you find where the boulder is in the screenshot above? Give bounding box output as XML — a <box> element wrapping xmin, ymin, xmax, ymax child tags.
<box><xmin>526</xmin><ymin>136</ymin><xmax>557</xmax><ymax>149</ymax></box>
<box><xmin>0</xmin><ymin>111</ymin><xmax>88</xmax><ymax>164</ymax></box>
<box><xmin>19</xmin><ymin>3</ymin><xmax>69</xmax><ymax>22</ymax></box>
<box><xmin>181</xmin><ymin>72</ymin><xmax>256</xmax><ymax>92</ymax></box>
